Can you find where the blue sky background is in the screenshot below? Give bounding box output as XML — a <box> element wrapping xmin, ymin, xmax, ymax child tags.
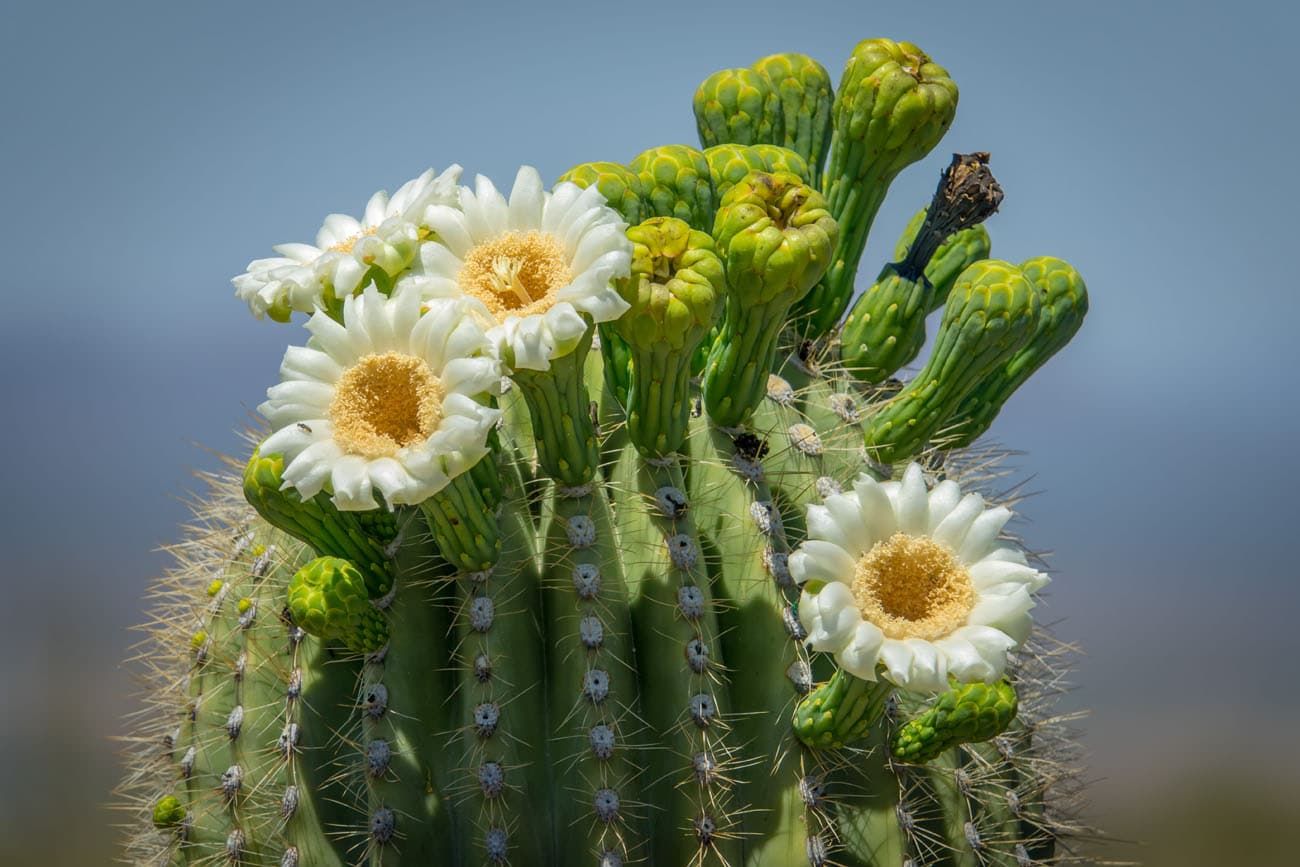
<box><xmin>2</xmin><ymin>1</ymin><xmax>1297</xmax><ymax>863</ymax></box>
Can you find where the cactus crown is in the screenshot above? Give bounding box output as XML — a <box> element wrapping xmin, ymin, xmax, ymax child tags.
<box><xmin>123</xmin><ymin>32</ymin><xmax>1092</xmax><ymax>867</ymax></box>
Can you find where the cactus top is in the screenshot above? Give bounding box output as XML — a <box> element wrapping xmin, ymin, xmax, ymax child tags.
<box><xmin>233</xmin><ymin>165</ymin><xmax>463</xmax><ymax>320</ymax></box>
<box><xmin>259</xmin><ymin>286</ymin><xmax>502</xmax><ymax>511</ymax></box>
<box><xmin>790</xmin><ymin>463</ymin><xmax>1049</xmax><ymax>693</ymax></box>
<box><xmin>400</xmin><ymin>165</ymin><xmax>633</xmax><ymax>372</ymax></box>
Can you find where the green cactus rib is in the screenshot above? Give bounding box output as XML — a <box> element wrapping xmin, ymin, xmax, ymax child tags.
<box><xmin>244</xmin><ymin>451</ymin><xmax>394</xmax><ymax>597</ymax></box>
<box><xmin>540</xmin><ymin>487</ymin><xmax>646</xmax><ymax>861</ymax></box>
<box><xmin>688</xmin><ymin>423</ymin><xmax>807</xmax><ymax>866</ymax></box>
<box><xmin>892</xmin><ymin>679</ymin><xmax>1019</xmax><ymax>764</ymax></box>
<box><xmin>286</xmin><ymin>631</ymin><xmax>360</xmax><ymax>867</ymax></box>
<box><xmin>863</xmin><ymin>259</ymin><xmax>1041</xmax><ymax>465</ymax></box>
<box><xmin>450</xmin><ymin>495</ymin><xmax>552</xmax><ymax>866</ymax></box>
<box><xmin>842</xmin><ymin>152</ymin><xmax>1004</xmax><ymax>385</ymax></box>
<box><xmin>943</xmin><ymin>256</ymin><xmax>1089</xmax><ymax>448</ymax></box>
<box><xmin>703</xmin><ymin>171</ymin><xmax>838</xmax><ymax>428</ymax></box>
<box><xmin>751</xmin><ymin>53</ymin><xmax>835</xmax><ymax>186</ymax></box>
<box><xmin>421</xmin><ymin>463</ymin><xmax>502</xmax><ymax>572</ymax></box>
<box><xmin>892</xmin><ymin>206</ymin><xmax>993</xmax><ymax>314</ymax></box>
<box><xmin>793</xmin><ymin>669</ymin><xmax>892</xmax><ymax>750</ymax></box>
<box><xmin>510</xmin><ymin>330</ymin><xmax>601</xmax><ymax>488</ymax></box>
<box><xmin>794</xmin><ymin>38</ymin><xmax>959</xmax><ymax>338</ymax></box>
<box><xmin>628</xmin><ymin>144</ymin><xmax>716</xmax><ymax>231</ymax></box>
<box><xmin>693</xmin><ymin>67</ymin><xmax>784</xmax><ymax>152</ymax></box>
<box><xmin>612</xmin><ymin>451</ymin><xmax>742</xmax><ymax>865</ymax></box>
<box><xmin>614</xmin><ymin>216</ymin><xmax>724</xmax><ymax>457</ymax></box>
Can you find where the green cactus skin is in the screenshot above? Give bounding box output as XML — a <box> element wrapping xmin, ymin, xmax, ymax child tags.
<box><xmin>794</xmin><ymin>38</ymin><xmax>959</xmax><ymax>337</ymax></box>
<box><xmin>540</xmin><ymin>486</ymin><xmax>647</xmax><ymax>862</ymax></box>
<box><xmin>244</xmin><ymin>450</ymin><xmax>394</xmax><ymax>597</ymax></box>
<box><xmin>613</xmin><ymin>216</ymin><xmax>724</xmax><ymax>457</ymax></box>
<box><xmin>510</xmin><ymin>329</ymin><xmax>602</xmax><ymax>488</ymax></box>
<box><xmin>943</xmin><ymin>256</ymin><xmax>1089</xmax><ymax>448</ymax></box>
<box><xmin>124</xmin><ymin>37</ymin><xmax>1095</xmax><ymax>867</ymax></box>
<box><xmin>751</xmin><ymin>53</ymin><xmax>835</xmax><ymax>187</ymax></box>
<box><xmin>693</xmin><ymin>67</ymin><xmax>784</xmax><ymax>152</ymax></box>
<box><xmin>863</xmin><ymin>259</ymin><xmax>1042</xmax><ymax>465</ymax></box>
<box><xmin>892</xmin><ymin>679</ymin><xmax>1019</xmax><ymax>763</ymax></box>
<box><xmin>628</xmin><ymin>144</ymin><xmax>716</xmax><ymax>231</ymax></box>
<box><xmin>421</xmin><ymin>469</ymin><xmax>502</xmax><ymax>571</ymax></box>
<box><xmin>793</xmin><ymin>669</ymin><xmax>892</xmax><ymax>750</ymax></box>
<box><xmin>703</xmin><ymin>171</ymin><xmax>838</xmax><ymax>428</ymax></box>
<box><xmin>892</xmin><ymin>206</ymin><xmax>993</xmax><ymax>313</ymax></box>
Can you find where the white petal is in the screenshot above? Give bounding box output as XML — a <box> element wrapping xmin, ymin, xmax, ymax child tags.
<box><xmin>317</xmin><ymin>213</ymin><xmax>360</xmax><ymax>249</ymax></box>
<box><xmin>895</xmin><ymin>463</ymin><xmax>929</xmax><ymax>534</ymax></box>
<box><xmin>280</xmin><ymin>345</ymin><xmax>342</xmax><ymax>384</ymax></box>
<box><xmin>931</xmin><ymin>492</ymin><xmax>985</xmax><ymax>551</ymax></box>
<box><xmin>968</xmin><ymin>558</ymin><xmax>1048</xmax><ymax>592</ymax></box>
<box><xmin>330</xmin><ymin>456</ymin><xmax>378</xmax><ymax>511</ymax></box>
<box><xmin>926</xmin><ymin>479</ymin><xmax>962</xmax><ymax>530</ymax></box>
<box><xmin>507</xmin><ymin>166</ymin><xmax>545</xmax><ymax>231</ymax></box>
<box><xmin>425</xmin><ymin>206</ymin><xmax>475</xmax><ymax>258</ymax></box>
<box><xmin>967</xmin><ymin>586</ymin><xmax>1034</xmax><ymax>645</ymax></box>
<box><xmin>836</xmin><ymin>621</ymin><xmax>884</xmax><ymax>680</ymax></box>
<box><xmin>805</xmin><ymin>581</ymin><xmax>861</xmax><ymax>651</ymax></box>
<box><xmin>789</xmin><ymin>539</ymin><xmax>856</xmax><ymax>586</ymax></box>
<box><xmin>852</xmin><ymin>474</ymin><xmax>899</xmax><ymax>546</ymax></box>
<box><xmin>958</xmin><ymin>505</ymin><xmax>1013</xmax><ymax>564</ymax></box>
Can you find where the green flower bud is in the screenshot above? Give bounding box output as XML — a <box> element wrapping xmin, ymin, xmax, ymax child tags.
<box><xmin>703</xmin><ymin>143</ymin><xmax>810</xmax><ymax>203</ymax></box>
<box><xmin>613</xmin><ymin>217</ymin><xmax>724</xmax><ymax>455</ymax></box>
<box><xmin>287</xmin><ymin>556</ymin><xmax>389</xmax><ymax>654</ymax></box>
<box><xmin>751</xmin><ymin>53</ymin><xmax>834</xmax><ymax>186</ymax></box>
<box><xmin>557</xmin><ymin>161</ymin><xmax>647</xmax><ymax>226</ymax></box>
<box><xmin>794</xmin><ymin>38</ymin><xmax>959</xmax><ymax>338</ymax></box>
<box><xmin>793</xmin><ymin>669</ymin><xmax>892</xmax><ymax>750</ymax></box>
<box><xmin>891</xmin><ymin>679</ymin><xmax>1018</xmax><ymax>763</ymax></box>
<box><xmin>151</xmin><ymin>794</ymin><xmax>186</xmax><ymax>829</ymax></box>
<box><xmin>943</xmin><ymin>256</ymin><xmax>1089</xmax><ymax>447</ymax></box>
<box><xmin>704</xmin><ymin>171</ymin><xmax>838</xmax><ymax>428</ymax></box>
<box><xmin>628</xmin><ymin>144</ymin><xmax>716</xmax><ymax>231</ymax></box>
<box><xmin>863</xmin><ymin>259</ymin><xmax>1040</xmax><ymax>463</ymax></box>
<box><xmin>243</xmin><ymin>450</ymin><xmax>393</xmax><ymax>597</ymax></box>
<box><xmin>692</xmin><ymin>67</ymin><xmax>783</xmax><ymax>151</ymax></box>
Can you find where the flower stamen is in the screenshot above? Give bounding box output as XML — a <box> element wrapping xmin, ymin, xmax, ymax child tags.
<box><xmin>458</xmin><ymin>231</ymin><xmax>572</xmax><ymax>318</ymax></box>
<box><xmin>329</xmin><ymin>352</ymin><xmax>443</xmax><ymax>458</ymax></box>
<box><xmin>328</xmin><ymin>226</ymin><xmax>378</xmax><ymax>255</ymax></box>
<box><xmin>852</xmin><ymin>533</ymin><xmax>974</xmax><ymax>641</ymax></box>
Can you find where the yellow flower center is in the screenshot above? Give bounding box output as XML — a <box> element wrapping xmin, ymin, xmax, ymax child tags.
<box><xmin>329</xmin><ymin>352</ymin><xmax>443</xmax><ymax>458</ymax></box>
<box><xmin>458</xmin><ymin>231</ymin><xmax>572</xmax><ymax>319</ymax></box>
<box><xmin>851</xmin><ymin>533</ymin><xmax>974</xmax><ymax>641</ymax></box>
<box><xmin>328</xmin><ymin>226</ymin><xmax>378</xmax><ymax>255</ymax></box>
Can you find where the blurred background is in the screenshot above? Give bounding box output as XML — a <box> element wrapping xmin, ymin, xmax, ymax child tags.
<box><xmin>2</xmin><ymin>1</ymin><xmax>1295</xmax><ymax>863</ymax></box>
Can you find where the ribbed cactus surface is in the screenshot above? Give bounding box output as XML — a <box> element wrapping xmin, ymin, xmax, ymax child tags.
<box><xmin>122</xmin><ymin>37</ymin><xmax>1092</xmax><ymax>867</ymax></box>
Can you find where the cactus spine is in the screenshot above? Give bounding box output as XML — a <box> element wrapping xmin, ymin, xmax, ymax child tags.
<box><xmin>123</xmin><ymin>36</ymin><xmax>1093</xmax><ymax>867</ymax></box>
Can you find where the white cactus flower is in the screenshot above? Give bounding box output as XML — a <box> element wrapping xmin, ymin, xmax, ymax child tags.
<box><xmin>400</xmin><ymin>165</ymin><xmax>632</xmax><ymax>371</ymax></box>
<box><xmin>233</xmin><ymin>166</ymin><xmax>463</xmax><ymax>319</ymax></box>
<box><xmin>258</xmin><ymin>284</ymin><xmax>501</xmax><ymax>511</ymax></box>
<box><xmin>791</xmin><ymin>463</ymin><xmax>1049</xmax><ymax>693</ymax></box>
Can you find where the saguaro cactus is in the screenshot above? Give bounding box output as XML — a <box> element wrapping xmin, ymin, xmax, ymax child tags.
<box><xmin>122</xmin><ymin>36</ymin><xmax>1092</xmax><ymax>867</ymax></box>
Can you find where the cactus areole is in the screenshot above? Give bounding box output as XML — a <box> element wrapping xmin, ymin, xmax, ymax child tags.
<box><xmin>123</xmin><ymin>35</ymin><xmax>1092</xmax><ymax>867</ymax></box>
